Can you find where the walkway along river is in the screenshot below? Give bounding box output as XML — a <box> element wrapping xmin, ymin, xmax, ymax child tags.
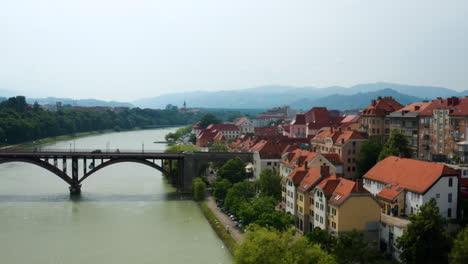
<box><xmin>0</xmin><ymin>128</ymin><xmax>232</xmax><ymax>264</ymax></box>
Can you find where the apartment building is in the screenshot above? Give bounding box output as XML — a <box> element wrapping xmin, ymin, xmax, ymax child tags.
<box><xmin>387</xmin><ymin>102</ymin><xmax>431</xmax><ymax>158</ymax></box>
<box><xmin>359</xmin><ymin>96</ymin><xmax>404</xmax><ymax>142</ymax></box>
<box><xmin>310</xmin><ymin>127</ymin><xmax>367</xmax><ymax>179</ymax></box>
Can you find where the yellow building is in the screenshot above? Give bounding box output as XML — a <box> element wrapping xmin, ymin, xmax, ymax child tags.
<box><xmin>314</xmin><ymin>177</ymin><xmax>381</xmax><ymax>240</ymax></box>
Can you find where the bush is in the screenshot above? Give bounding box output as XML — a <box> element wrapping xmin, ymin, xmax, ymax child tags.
<box><xmin>193</xmin><ymin>178</ymin><xmax>206</xmax><ymax>201</ymax></box>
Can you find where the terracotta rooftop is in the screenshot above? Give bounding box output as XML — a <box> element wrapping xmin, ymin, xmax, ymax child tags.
<box><xmin>364</xmin><ymin>156</ymin><xmax>458</xmax><ymax>194</ymax></box>
<box><xmin>361</xmin><ymin>97</ymin><xmax>404</xmax><ymax>117</ymax></box>
<box><xmin>394</xmin><ymin>102</ymin><xmax>431</xmax><ymax>114</ymax></box>
<box><xmin>377</xmin><ymin>184</ymin><xmax>404</xmax><ymax>202</ymax></box>
<box><xmin>291</xmin><ymin>114</ymin><xmax>306</xmax><ymax>125</ymax></box>
<box><xmin>419</xmin><ymin>97</ymin><xmax>468</xmax><ymax>116</ymax></box>
<box><xmin>311</xmin><ymin>127</ymin><xmax>366</xmax><ymax>145</ymax></box>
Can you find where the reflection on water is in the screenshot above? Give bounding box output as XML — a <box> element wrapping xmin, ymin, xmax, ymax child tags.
<box><xmin>0</xmin><ymin>128</ymin><xmax>232</xmax><ymax>264</ymax></box>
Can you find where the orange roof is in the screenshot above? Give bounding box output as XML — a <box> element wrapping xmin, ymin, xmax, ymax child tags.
<box><xmin>377</xmin><ymin>184</ymin><xmax>404</xmax><ymax>202</ymax></box>
<box><xmin>297</xmin><ymin>167</ymin><xmax>323</xmax><ymax>192</ymax></box>
<box><xmin>288</xmin><ymin>167</ymin><xmax>308</xmax><ymax>185</ymax></box>
<box><xmin>395</xmin><ymin>102</ymin><xmax>431</xmax><ymax>113</ymax></box>
<box><xmin>197</xmin><ymin>129</ymin><xmax>218</xmax><ymax>140</ymax></box>
<box><xmin>364</xmin><ymin>156</ymin><xmax>458</xmax><ymax>193</ymax></box>
<box><xmin>213</xmin><ymin>132</ymin><xmax>227</xmax><ymax>141</ymax></box>
<box><xmin>235</xmin><ymin>117</ymin><xmax>247</xmax><ymax>126</ymax></box>
<box><xmin>250</xmin><ymin>140</ymin><xmax>284</xmax><ymax>159</ymax></box>
<box><xmin>311</xmin><ymin>128</ymin><xmax>366</xmax><ymax>145</ymax></box>
<box><xmin>419</xmin><ymin>97</ymin><xmax>468</xmax><ymax>116</ymax></box>
<box><xmin>361</xmin><ymin>97</ymin><xmax>404</xmax><ymax>117</ymax></box>
<box><xmin>341</xmin><ymin>115</ymin><xmax>360</xmax><ymax>123</ymax></box>
<box><xmin>315</xmin><ymin>175</ymin><xmax>339</xmax><ymax>195</ymax></box>
<box><xmin>328</xmin><ymin>179</ymin><xmax>369</xmax><ymax>206</ymax></box>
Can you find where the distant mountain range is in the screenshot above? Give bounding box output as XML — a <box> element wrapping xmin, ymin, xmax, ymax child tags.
<box><xmin>2</xmin><ymin>82</ymin><xmax>467</xmax><ymax>111</ymax></box>
<box><xmin>133</xmin><ymin>82</ymin><xmax>467</xmax><ymax>110</ymax></box>
<box><xmin>26</xmin><ymin>97</ymin><xmax>134</xmax><ymax>108</ymax></box>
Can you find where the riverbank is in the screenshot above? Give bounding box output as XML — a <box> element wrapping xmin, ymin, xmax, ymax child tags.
<box><xmin>1</xmin><ymin>125</ymin><xmax>186</xmax><ymax>150</ymax></box>
<box><xmin>198</xmin><ymin>199</ymin><xmax>239</xmax><ymax>255</ymax></box>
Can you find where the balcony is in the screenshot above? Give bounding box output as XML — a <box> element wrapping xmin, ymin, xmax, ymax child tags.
<box><xmin>423</xmin><ymin>134</ymin><xmax>430</xmax><ymax>140</ymax></box>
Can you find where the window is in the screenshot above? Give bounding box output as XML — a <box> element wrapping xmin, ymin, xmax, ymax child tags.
<box><xmin>299</xmin><ymin>207</ymin><xmax>303</xmax><ymax>214</ymax></box>
<box><xmin>316</xmin><ymin>214</ymin><xmax>319</xmax><ymax>221</ymax></box>
<box><xmin>320</xmin><ymin>204</ymin><xmax>324</xmax><ymax>211</ymax></box>
<box><xmin>332</xmin><ymin>222</ymin><xmax>336</xmax><ymax>229</ymax></box>
<box><xmin>316</xmin><ymin>202</ymin><xmax>319</xmax><ymax>208</ymax></box>
<box><xmin>267</xmin><ymin>162</ymin><xmax>272</xmax><ymax>166</ymax></box>
<box><xmin>300</xmin><ymin>195</ymin><xmax>303</xmax><ymax>201</ymax></box>
<box><xmin>436</xmin><ymin>193</ymin><xmax>440</xmax><ymax>199</ymax></box>
<box><xmin>449</xmin><ymin>178</ymin><xmax>453</xmax><ymax>187</ymax></box>
<box><xmin>448</xmin><ymin>208</ymin><xmax>452</xmax><ymax>218</ymax></box>
<box><xmin>332</xmin><ymin>208</ymin><xmax>336</xmax><ymax>215</ymax></box>
<box><xmin>448</xmin><ymin>193</ymin><xmax>452</xmax><ymax>203</ymax></box>
<box><xmin>320</xmin><ymin>216</ymin><xmax>323</xmax><ymax>224</ymax></box>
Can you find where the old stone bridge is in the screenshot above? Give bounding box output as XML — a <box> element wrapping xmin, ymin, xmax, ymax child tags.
<box><xmin>0</xmin><ymin>150</ymin><xmax>253</xmax><ymax>194</ymax></box>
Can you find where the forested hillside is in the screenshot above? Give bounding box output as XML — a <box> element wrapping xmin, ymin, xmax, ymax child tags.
<box><xmin>0</xmin><ymin>96</ymin><xmax>225</xmax><ymax>145</ymax></box>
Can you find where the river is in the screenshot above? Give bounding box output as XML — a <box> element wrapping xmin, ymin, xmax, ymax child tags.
<box><xmin>0</xmin><ymin>128</ymin><xmax>232</xmax><ymax>264</ymax></box>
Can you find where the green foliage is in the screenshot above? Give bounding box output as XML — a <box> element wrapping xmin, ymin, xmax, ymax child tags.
<box><xmin>357</xmin><ymin>140</ymin><xmax>383</xmax><ymax>177</ymax></box>
<box><xmin>0</xmin><ymin>96</ymin><xmax>206</xmax><ymax>145</ymax></box>
<box><xmin>164</xmin><ymin>125</ymin><xmax>192</xmax><ymax>142</ymax></box>
<box><xmin>192</xmin><ymin>178</ymin><xmax>206</xmax><ymax>201</ymax></box>
<box><xmin>234</xmin><ymin>226</ymin><xmax>336</xmax><ymax>264</ymax></box>
<box><xmin>450</xmin><ymin>226</ymin><xmax>468</xmax><ymax>264</ymax></box>
<box><xmin>306</xmin><ymin>228</ymin><xmax>337</xmax><ymax>254</ymax></box>
<box><xmin>199</xmin><ymin>113</ymin><xmax>221</xmax><ymax>129</ymax></box>
<box><xmin>237</xmin><ymin>196</ymin><xmax>293</xmax><ymax>231</ymax></box>
<box><xmin>164</xmin><ymin>144</ymin><xmax>197</xmax><ymax>153</ymax></box>
<box><xmin>257</xmin><ymin>168</ymin><xmax>282</xmax><ymax>201</ymax></box>
<box><xmin>334</xmin><ymin>229</ymin><xmax>382</xmax><ymax>264</ymax></box>
<box><xmin>218</xmin><ymin>157</ymin><xmax>247</xmax><ymax>184</ymax></box>
<box><xmin>189</xmin><ymin>133</ymin><xmax>197</xmax><ymax>144</ymax></box>
<box><xmin>396</xmin><ymin>198</ymin><xmax>452</xmax><ymax>264</ymax></box>
<box><xmin>213</xmin><ymin>178</ymin><xmax>232</xmax><ymax>201</ymax></box>
<box><xmin>378</xmin><ymin>129</ymin><xmax>412</xmax><ymax>161</ymax></box>
<box><xmin>224</xmin><ymin>181</ymin><xmax>255</xmax><ymax>214</ymax></box>
<box><xmin>209</xmin><ymin>141</ymin><xmax>228</xmax><ymax>152</ymax></box>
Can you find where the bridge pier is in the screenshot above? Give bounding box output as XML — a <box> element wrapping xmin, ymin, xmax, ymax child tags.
<box><xmin>69</xmin><ymin>184</ymin><xmax>81</xmax><ymax>195</ymax></box>
<box><xmin>70</xmin><ymin>157</ymin><xmax>81</xmax><ymax>195</ymax></box>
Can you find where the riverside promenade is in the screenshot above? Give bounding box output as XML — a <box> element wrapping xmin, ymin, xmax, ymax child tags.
<box><xmin>205</xmin><ymin>196</ymin><xmax>244</xmax><ymax>242</ymax></box>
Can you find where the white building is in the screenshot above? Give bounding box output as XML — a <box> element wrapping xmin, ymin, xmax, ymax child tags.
<box><xmin>363</xmin><ymin>156</ymin><xmax>459</xmax><ymax>260</ymax></box>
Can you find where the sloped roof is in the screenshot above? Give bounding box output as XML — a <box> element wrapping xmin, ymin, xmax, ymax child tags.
<box><xmin>328</xmin><ymin>179</ymin><xmax>370</xmax><ymax>206</ymax></box>
<box><xmin>197</xmin><ymin>129</ymin><xmax>219</xmax><ymax>140</ymax></box>
<box><xmin>377</xmin><ymin>184</ymin><xmax>404</xmax><ymax>202</ymax></box>
<box><xmin>291</xmin><ymin>114</ymin><xmax>306</xmax><ymax>125</ymax></box>
<box><xmin>297</xmin><ymin>167</ymin><xmax>323</xmax><ymax>192</ymax></box>
<box><xmin>394</xmin><ymin>102</ymin><xmax>431</xmax><ymax>114</ymax></box>
<box><xmin>288</xmin><ymin>167</ymin><xmax>308</xmax><ymax>186</ymax></box>
<box><xmin>361</xmin><ymin>97</ymin><xmax>404</xmax><ymax>117</ymax></box>
<box><xmin>419</xmin><ymin>97</ymin><xmax>468</xmax><ymax>116</ymax></box>
<box><xmin>364</xmin><ymin>156</ymin><xmax>458</xmax><ymax>193</ymax></box>
<box><xmin>311</xmin><ymin>128</ymin><xmax>366</xmax><ymax>145</ymax></box>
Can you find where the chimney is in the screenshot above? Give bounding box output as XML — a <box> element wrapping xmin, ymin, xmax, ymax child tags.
<box><xmin>371</xmin><ymin>100</ymin><xmax>376</xmax><ymax>106</ymax></box>
<box><xmin>453</xmin><ymin>97</ymin><xmax>459</xmax><ymax>105</ymax></box>
<box><xmin>378</xmin><ymin>96</ymin><xmax>382</xmax><ymax>100</ymax></box>
<box><xmin>414</xmin><ymin>106</ymin><xmax>420</xmax><ymax>111</ymax></box>
<box><xmin>320</xmin><ymin>166</ymin><xmax>329</xmax><ymax>177</ymax></box>
<box><xmin>338</xmin><ymin>127</ymin><xmax>342</xmax><ymax>133</ymax></box>
<box><xmin>305</xmin><ymin>162</ymin><xmax>308</xmax><ymax>170</ymax></box>
<box><xmin>448</xmin><ymin>97</ymin><xmax>453</xmax><ymax>105</ymax></box>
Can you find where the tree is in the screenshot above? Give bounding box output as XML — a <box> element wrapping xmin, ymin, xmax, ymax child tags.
<box><xmin>234</xmin><ymin>226</ymin><xmax>336</xmax><ymax>264</ymax></box>
<box><xmin>333</xmin><ymin>229</ymin><xmax>381</xmax><ymax>264</ymax></box>
<box><xmin>213</xmin><ymin>178</ymin><xmax>232</xmax><ymax>201</ymax></box>
<box><xmin>189</xmin><ymin>133</ymin><xmax>197</xmax><ymax>144</ymax></box>
<box><xmin>192</xmin><ymin>178</ymin><xmax>206</xmax><ymax>201</ymax></box>
<box><xmin>209</xmin><ymin>141</ymin><xmax>228</xmax><ymax>152</ymax></box>
<box><xmin>306</xmin><ymin>228</ymin><xmax>337</xmax><ymax>254</ymax></box>
<box><xmin>357</xmin><ymin>140</ymin><xmax>383</xmax><ymax>177</ymax></box>
<box><xmin>217</xmin><ymin>157</ymin><xmax>247</xmax><ymax>184</ymax></box>
<box><xmin>164</xmin><ymin>144</ymin><xmax>197</xmax><ymax>153</ymax></box>
<box><xmin>224</xmin><ymin>181</ymin><xmax>255</xmax><ymax>214</ymax></box>
<box><xmin>257</xmin><ymin>168</ymin><xmax>282</xmax><ymax>201</ymax></box>
<box><xmin>450</xmin><ymin>226</ymin><xmax>468</xmax><ymax>264</ymax></box>
<box><xmin>396</xmin><ymin>198</ymin><xmax>452</xmax><ymax>264</ymax></box>
<box><xmin>199</xmin><ymin>113</ymin><xmax>221</xmax><ymax>128</ymax></box>
<box><xmin>378</xmin><ymin>129</ymin><xmax>412</xmax><ymax>161</ymax></box>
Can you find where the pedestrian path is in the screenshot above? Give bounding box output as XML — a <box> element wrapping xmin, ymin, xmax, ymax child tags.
<box><xmin>205</xmin><ymin>196</ymin><xmax>244</xmax><ymax>242</ymax></box>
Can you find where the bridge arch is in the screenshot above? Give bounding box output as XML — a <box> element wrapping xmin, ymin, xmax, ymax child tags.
<box><xmin>78</xmin><ymin>158</ymin><xmax>172</xmax><ymax>183</ymax></box>
<box><xmin>0</xmin><ymin>158</ymin><xmax>73</xmax><ymax>185</ymax></box>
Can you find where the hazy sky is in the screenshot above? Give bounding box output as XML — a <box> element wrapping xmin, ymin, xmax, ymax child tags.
<box><xmin>1</xmin><ymin>0</ymin><xmax>468</xmax><ymax>101</ymax></box>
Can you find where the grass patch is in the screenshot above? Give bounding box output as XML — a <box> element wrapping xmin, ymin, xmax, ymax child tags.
<box><xmin>198</xmin><ymin>201</ymin><xmax>237</xmax><ymax>254</ymax></box>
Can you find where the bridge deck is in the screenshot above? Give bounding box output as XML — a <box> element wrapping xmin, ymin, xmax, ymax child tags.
<box><xmin>0</xmin><ymin>150</ymin><xmax>184</xmax><ymax>159</ymax></box>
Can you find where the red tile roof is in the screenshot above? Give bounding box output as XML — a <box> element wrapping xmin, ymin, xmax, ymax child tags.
<box><xmin>395</xmin><ymin>102</ymin><xmax>431</xmax><ymax>113</ymax></box>
<box><xmin>197</xmin><ymin>129</ymin><xmax>219</xmax><ymax>140</ymax></box>
<box><xmin>419</xmin><ymin>97</ymin><xmax>468</xmax><ymax>116</ymax></box>
<box><xmin>288</xmin><ymin>167</ymin><xmax>308</xmax><ymax>185</ymax></box>
<box><xmin>340</xmin><ymin>115</ymin><xmax>360</xmax><ymax>123</ymax></box>
<box><xmin>297</xmin><ymin>167</ymin><xmax>323</xmax><ymax>192</ymax></box>
<box><xmin>377</xmin><ymin>184</ymin><xmax>404</xmax><ymax>202</ymax></box>
<box><xmin>213</xmin><ymin>132</ymin><xmax>227</xmax><ymax>141</ymax></box>
<box><xmin>235</xmin><ymin>117</ymin><xmax>248</xmax><ymax>126</ymax></box>
<box><xmin>364</xmin><ymin>156</ymin><xmax>458</xmax><ymax>194</ymax></box>
<box><xmin>361</xmin><ymin>97</ymin><xmax>404</xmax><ymax>117</ymax></box>
<box><xmin>328</xmin><ymin>179</ymin><xmax>370</xmax><ymax>206</ymax></box>
<box><xmin>291</xmin><ymin>114</ymin><xmax>306</xmax><ymax>125</ymax></box>
<box><xmin>311</xmin><ymin>128</ymin><xmax>366</xmax><ymax>145</ymax></box>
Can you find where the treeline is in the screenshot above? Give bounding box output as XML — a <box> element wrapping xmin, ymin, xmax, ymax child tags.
<box><xmin>0</xmin><ymin>96</ymin><xmax>239</xmax><ymax>145</ymax></box>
